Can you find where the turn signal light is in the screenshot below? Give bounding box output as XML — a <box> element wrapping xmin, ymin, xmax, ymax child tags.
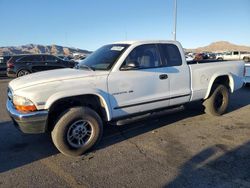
<box><xmin>15</xmin><ymin>105</ymin><xmax>37</xmax><ymax>112</ymax></box>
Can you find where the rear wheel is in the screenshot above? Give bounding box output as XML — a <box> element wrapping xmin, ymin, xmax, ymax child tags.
<box><xmin>203</xmin><ymin>84</ymin><xmax>229</xmax><ymax>116</ymax></box>
<box><xmin>52</xmin><ymin>107</ymin><xmax>103</xmax><ymax>157</ymax></box>
<box><xmin>17</xmin><ymin>69</ymin><xmax>30</xmax><ymax>77</ymax></box>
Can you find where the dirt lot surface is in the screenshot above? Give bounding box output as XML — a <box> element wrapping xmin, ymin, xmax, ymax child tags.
<box><xmin>1</xmin><ymin>78</ymin><xmax>250</xmax><ymax>188</ymax></box>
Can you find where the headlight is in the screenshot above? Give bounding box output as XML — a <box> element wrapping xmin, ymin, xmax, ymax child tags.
<box><xmin>13</xmin><ymin>95</ymin><xmax>37</xmax><ymax>112</ymax></box>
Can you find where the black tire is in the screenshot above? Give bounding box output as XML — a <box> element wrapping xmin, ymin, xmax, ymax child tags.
<box><xmin>52</xmin><ymin>107</ymin><xmax>103</xmax><ymax>157</ymax></box>
<box><xmin>203</xmin><ymin>84</ymin><xmax>229</xmax><ymax>116</ymax></box>
<box><xmin>217</xmin><ymin>58</ymin><xmax>223</xmax><ymax>61</ymax></box>
<box><xmin>17</xmin><ymin>69</ymin><xmax>30</xmax><ymax>77</ymax></box>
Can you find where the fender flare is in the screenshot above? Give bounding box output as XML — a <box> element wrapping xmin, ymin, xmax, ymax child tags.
<box><xmin>45</xmin><ymin>89</ymin><xmax>112</xmax><ymax>121</ymax></box>
<box><xmin>204</xmin><ymin>73</ymin><xmax>234</xmax><ymax>99</ymax></box>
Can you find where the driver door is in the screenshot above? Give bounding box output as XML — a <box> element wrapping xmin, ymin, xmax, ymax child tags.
<box><xmin>108</xmin><ymin>44</ymin><xmax>171</xmax><ymax>119</ymax></box>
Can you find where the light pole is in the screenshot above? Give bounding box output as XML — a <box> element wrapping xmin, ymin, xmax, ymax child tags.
<box><xmin>173</xmin><ymin>0</ymin><xmax>177</xmax><ymax>41</ymax></box>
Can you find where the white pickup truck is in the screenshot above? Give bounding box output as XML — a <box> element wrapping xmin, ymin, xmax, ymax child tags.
<box><xmin>6</xmin><ymin>40</ymin><xmax>244</xmax><ymax>157</ymax></box>
<box><xmin>216</xmin><ymin>51</ymin><xmax>250</xmax><ymax>62</ymax></box>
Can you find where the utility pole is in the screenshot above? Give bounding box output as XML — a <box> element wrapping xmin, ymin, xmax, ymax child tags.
<box><xmin>173</xmin><ymin>0</ymin><xmax>177</xmax><ymax>41</ymax></box>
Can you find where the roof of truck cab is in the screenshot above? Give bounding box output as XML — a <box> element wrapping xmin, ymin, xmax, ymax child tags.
<box><xmin>113</xmin><ymin>40</ymin><xmax>178</xmax><ymax>45</ymax></box>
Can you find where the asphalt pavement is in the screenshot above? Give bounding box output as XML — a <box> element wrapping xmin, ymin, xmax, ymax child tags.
<box><xmin>1</xmin><ymin>77</ymin><xmax>250</xmax><ymax>188</ymax></box>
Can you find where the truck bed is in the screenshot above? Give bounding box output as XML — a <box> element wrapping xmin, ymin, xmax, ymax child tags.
<box><xmin>189</xmin><ymin>60</ymin><xmax>244</xmax><ymax>101</ymax></box>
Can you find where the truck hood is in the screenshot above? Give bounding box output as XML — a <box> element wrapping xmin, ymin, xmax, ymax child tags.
<box><xmin>9</xmin><ymin>68</ymin><xmax>106</xmax><ymax>91</ymax></box>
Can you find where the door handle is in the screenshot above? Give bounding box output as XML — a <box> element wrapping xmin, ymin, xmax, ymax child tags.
<box><xmin>159</xmin><ymin>74</ymin><xmax>168</xmax><ymax>80</ymax></box>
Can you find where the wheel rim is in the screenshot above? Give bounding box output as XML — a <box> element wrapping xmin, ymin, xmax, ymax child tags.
<box><xmin>214</xmin><ymin>93</ymin><xmax>224</xmax><ymax>111</ymax></box>
<box><xmin>18</xmin><ymin>70</ymin><xmax>29</xmax><ymax>77</ymax></box>
<box><xmin>66</xmin><ymin>120</ymin><xmax>93</xmax><ymax>148</ymax></box>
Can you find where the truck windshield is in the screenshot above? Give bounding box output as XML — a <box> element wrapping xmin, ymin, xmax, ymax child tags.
<box><xmin>78</xmin><ymin>44</ymin><xmax>129</xmax><ymax>71</ymax></box>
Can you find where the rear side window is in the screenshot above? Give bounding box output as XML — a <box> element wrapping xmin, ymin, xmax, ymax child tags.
<box><xmin>233</xmin><ymin>51</ymin><xmax>239</xmax><ymax>55</ymax></box>
<box><xmin>45</xmin><ymin>55</ymin><xmax>58</xmax><ymax>62</ymax></box>
<box><xmin>31</xmin><ymin>55</ymin><xmax>43</xmax><ymax>62</ymax></box>
<box><xmin>159</xmin><ymin>44</ymin><xmax>182</xmax><ymax>66</ymax></box>
<box><xmin>18</xmin><ymin>56</ymin><xmax>33</xmax><ymax>62</ymax></box>
<box><xmin>19</xmin><ymin>55</ymin><xmax>43</xmax><ymax>62</ymax></box>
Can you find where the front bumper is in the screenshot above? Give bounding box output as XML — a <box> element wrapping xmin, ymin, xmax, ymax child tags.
<box><xmin>6</xmin><ymin>99</ymin><xmax>48</xmax><ymax>134</ymax></box>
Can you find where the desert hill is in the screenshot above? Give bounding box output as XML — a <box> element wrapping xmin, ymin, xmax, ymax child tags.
<box><xmin>188</xmin><ymin>41</ymin><xmax>250</xmax><ymax>52</ymax></box>
<box><xmin>0</xmin><ymin>44</ymin><xmax>91</xmax><ymax>56</ymax></box>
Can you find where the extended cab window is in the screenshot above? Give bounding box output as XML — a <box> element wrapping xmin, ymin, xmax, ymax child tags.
<box><xmin>233</xmin><ymin>51</ymin><xmax>239</xmax><ymax>55</ymax></box>
<box><xmin>123</xmin><ymin>44</ymin><xmax>162</xmax><ymax>69</ymax></box>
<box><xmin>159</xmin><ymin>44</ymin><xmax>182</xmax><ymax>66</ymax></box>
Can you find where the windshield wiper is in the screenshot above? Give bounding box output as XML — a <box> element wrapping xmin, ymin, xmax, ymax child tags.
<box><xmin>77</xmin><ymin>64</ymin><xmax>95</xmax><ymax>71</ymax></box>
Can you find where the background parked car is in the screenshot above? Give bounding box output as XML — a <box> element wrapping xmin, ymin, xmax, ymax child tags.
<box><xmin>216</xmin><ymin>51</ymin><xmax>250</xmax><ymax>62</ymax></box>
<box><xmin>0</xmin><ymin>56</ymin><xmax>18</xmax><ymax>76</ymax></box>
<box><xmin>207</xmin><ymin>53</ymin><xmax>216</xmax><ymax>59</ymax></box>
<box><xmin>215</xmin><ymin>53</ymin><xmax>224</xmax><ymax>60</ymax></box>
<box><xmin>185</xmin><ymin>55</ymin><xmax>194</xmax><ymax>62</ymax></box>
<box><xmin>7</xmin><ymin>54</ymin><xmax>77</xmax><ymax>77</ymax></box>
<box><xmin>0</xmin><ymin>56</ymin><xmax>5</xmax><ymax>76</ymax></box>
<box><xmin>194</xmin><ymin>53</ymin><xmax>211</xmax><ymax>61</ymax></box>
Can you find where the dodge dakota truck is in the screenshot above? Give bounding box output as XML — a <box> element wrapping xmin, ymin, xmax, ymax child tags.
<box><xmin>6</xmin><ymin>40</ymin><xmax>244</xmax><ymax>157</ymax></box>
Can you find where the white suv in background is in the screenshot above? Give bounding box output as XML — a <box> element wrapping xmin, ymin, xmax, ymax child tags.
<box><xmin>217</xmin><ymin>51</ymin><xmax>250</xmax><ymax>62</ymax></box>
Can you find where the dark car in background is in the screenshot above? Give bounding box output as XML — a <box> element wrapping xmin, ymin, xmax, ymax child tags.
<box><xmin>0</xmin><ymin>56</ymin><xmax>15</xmax><ymax>76</ymax></box>
<box><xmin>207</xmin><ymin>53</ymin><xmax>216</xmax><ymax>59</ymax></box>
<box><xmin>0</xmin><ymin>57</ymin><xmax>5</xmax><ymax>75</ymax></box>
<box><xmin>7</xmin><ymin>54</ymin><xmax>76</xmax><ymax>77</ymax></box>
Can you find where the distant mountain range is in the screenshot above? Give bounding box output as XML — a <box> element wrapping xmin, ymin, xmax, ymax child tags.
<box><xmin>0</xmin><ymin>41</ymin><xmax>249</xmax><ymax>56</ymax></box>
<box><xmin>0</xmin><ymin>44</ymin><xmax>92</xmax><ymax>56</ymax></box>
<box><xmin>187</xmin><ymin>41</ymin><xmax>250</xmax><ymax>52</ymax></box>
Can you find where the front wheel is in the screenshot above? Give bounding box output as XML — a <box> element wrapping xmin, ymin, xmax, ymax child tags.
<box><xmin>203</xmin><ymin>84</ymin><xmax>229</xmax><ymax>116</ymax></box>
<box><xmin>52</xmin><ymin>107</ymin><xmax>103</xmax><ymax>157</ymax></box>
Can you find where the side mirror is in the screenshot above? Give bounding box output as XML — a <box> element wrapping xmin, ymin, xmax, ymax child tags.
<box><xmin>121</xmin><ymin>61</ymin><xmax>139</xmax><ymax>70</ymax></box>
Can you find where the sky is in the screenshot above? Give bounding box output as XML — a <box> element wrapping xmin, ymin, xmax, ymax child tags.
<box><xmin>0</xmin><ymin>0</ymin><xmax>249</xmax><ymax>50</ymax></box>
